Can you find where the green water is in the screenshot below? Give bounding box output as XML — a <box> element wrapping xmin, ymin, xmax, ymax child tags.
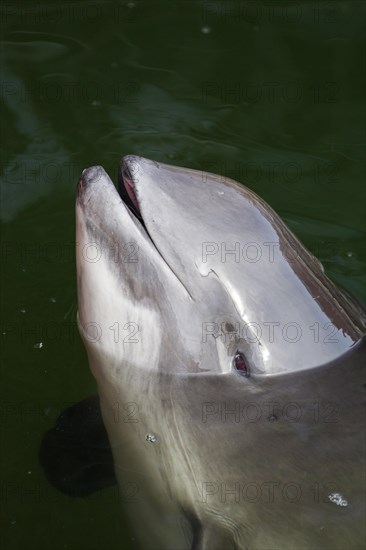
<box><xmin>1</xmin><ymin>1</ymin><xmax>365</xmax><ymax>549</ymax></box>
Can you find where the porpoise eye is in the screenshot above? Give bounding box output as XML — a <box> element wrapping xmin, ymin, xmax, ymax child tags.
<box><xmin>233</xmin><ymin>352</ymin><xmax>250</xmax><ymax>377</ymax></box>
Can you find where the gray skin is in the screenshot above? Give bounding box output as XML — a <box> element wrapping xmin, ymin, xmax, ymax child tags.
<box><xmin>76</xmin><ymin>156</ymin><xmax>365</xmax><ymax>550</ymax></box>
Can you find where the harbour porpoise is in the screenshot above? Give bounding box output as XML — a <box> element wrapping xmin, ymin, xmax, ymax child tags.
<box><xmin>41</xmin><ymin>156</ymin><xmax>365</xmax><ymax>549</ymax></box>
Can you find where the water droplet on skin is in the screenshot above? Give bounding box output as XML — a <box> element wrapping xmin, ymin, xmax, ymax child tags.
<box><xmin>328</xmin><ymin>492</ymin><xmax>348</xmax><ymax>507</ymax></box>
<box><xmin>146</xmin><ymin>433</ymin><xmax>157</xmax><ymax>443</ymax></box>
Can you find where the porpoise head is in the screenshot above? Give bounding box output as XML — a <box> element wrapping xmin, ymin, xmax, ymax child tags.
<box><xmin>76</xmin><ymin>156</ymin><xmax>365</xmax><ymax>549</ymax></box>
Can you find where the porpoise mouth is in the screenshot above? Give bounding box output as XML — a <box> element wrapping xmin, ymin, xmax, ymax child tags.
<box><xmin>117</xmin><ymin>162</ymin><xmax>142</xmax><ymax>221</ymax></box>
<box><xmin>116</xmin><ymin>159</ymin><xmax>162</xmax><ymax>253</ymax></box>
<box><xmin>77</xmin><ymin>159</ymin><xmax>153</xmax><ymax>247</ymax></box>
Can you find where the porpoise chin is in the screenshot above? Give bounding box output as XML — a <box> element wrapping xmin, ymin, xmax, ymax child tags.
<box><xmin>74</xmin><ymin>156</ymin><xmax>365</xmax><ymax>550</ymax></box>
